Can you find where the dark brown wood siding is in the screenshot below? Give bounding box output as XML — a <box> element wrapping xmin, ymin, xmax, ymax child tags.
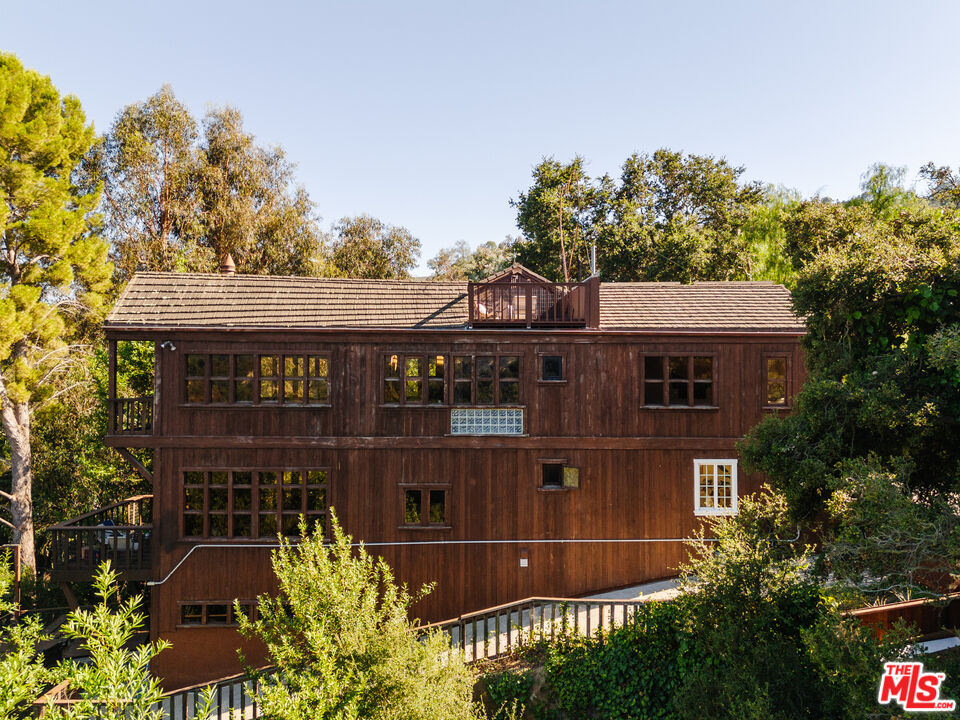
<box><xmin>111</xmin><ymin>328</ymin><xmax>805</xmax><ymax>687</ymax></box>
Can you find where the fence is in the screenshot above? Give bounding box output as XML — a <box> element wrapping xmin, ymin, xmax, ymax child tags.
<box><xmin>154</xmin><ymin>671</ymin><xmax>274</xmax><ymax>720</ymax></box>
<box><xmin>424</xmin><ymin>595</ymin><xmax>649</xmax><ymax>662</ymax></box>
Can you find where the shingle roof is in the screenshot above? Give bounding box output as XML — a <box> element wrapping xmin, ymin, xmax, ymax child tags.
<box><xmin>598</xmin><ymin>282</ymin><xmax>804</xmax><ymax>331</ymax></box>
<box><xmin>105</xmin><ymin>272</ymin><xmax>804</xmax><ymax>332</ymax></box>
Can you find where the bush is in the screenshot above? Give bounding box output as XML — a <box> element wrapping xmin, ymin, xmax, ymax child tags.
<box><xmin>238</xmin><ymin>514</ymin><xmax>477</xmax><ymax>720</ymax></box>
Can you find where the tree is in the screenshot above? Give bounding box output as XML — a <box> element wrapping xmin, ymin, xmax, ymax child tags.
<box><xmin>675</xmin><ymin>491</ymin><xmax>909</xmax><ymax>720</ymax></box>
<box><xmin>94</xmin><ymin>86</ymin><xmax>325</xmax><ymax>280</ymax></box>
<box><xmin>919</xmin><ymin>162</ymin><xmax>960</xmax><ymax>208</ymax></box>
<box><xmin>511</xmin><ymin>150</ymin><xmax>763</xmax><ymax>282</ymax></box>
<box><xmin>196</xmin><ymin>106</ymin><xmax>325</xmax><ymax>277</ymax></box>
<box><xmin>428</xmin><ymin>239</ymin><xmax>514</xmax><ymax>281</ymax></box>
<box><xmin>0</xmin><ymin>53</ymin><xmax>112</xmax><ymax>571</ymax></box>
<box><xmin>238</xmin><ymin>516</ymin><xmax>475</xmax><ymax>720</ymax></box>
<box><xmin>0</xmin><ymin>550</ymin><xmax>49</xmax><ymax>719</ymax></box>
<box><xmin>90</xmin><ymin>84</ymin><xmax>203</xmax><ymax>282</ymax></box>
<box><xmin>328</xmin><ymin>214</ymin><xmax>421</xmax><ymax>279</ymax></box>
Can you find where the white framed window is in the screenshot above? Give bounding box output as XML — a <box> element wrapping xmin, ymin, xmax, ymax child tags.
<box><xmin>693</xmin><ymin>459</ymin><xmax>738</xmax><ymax>516</ymax></box>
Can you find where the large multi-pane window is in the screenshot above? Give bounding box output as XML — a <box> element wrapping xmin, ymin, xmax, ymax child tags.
<box><xmin>693</xmin><ymin>459</ymin><xmax>737</xmax><ymax>515</ymax></box>
<box><xmin>453</xmin><ymin>355</ymin><xmax>521</xmax><ymax>405</ymax></box>
<box><xmin>184</xmin><ymin>353</ymin><xmax>329</xmax><ymax>405</ymax></box>
<box><xmin>641</xmin><ymin>355</ymin><xmax>714</xmax><ymax>407</ymax></box>
<box><xmin>182</xmin><ymin>469</ymin><xmax>328</xmax><ymax>539</ymax></box>
<box><xmin>382</xmin><ymin>354</ymin><xmax>446</xmax><ymax>405</ymax></box>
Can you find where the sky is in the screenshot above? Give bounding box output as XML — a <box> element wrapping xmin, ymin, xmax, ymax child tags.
<box><xmin>3</xmin><ymin>0</ymin><xmax>959</xmax><ymax>273</ymax></box>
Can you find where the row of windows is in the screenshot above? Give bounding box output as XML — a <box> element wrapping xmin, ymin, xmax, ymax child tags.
<box><xmin>182</xmin><ymin>469</ymin><xmax>327</xmax><ymax>538</ymax></box>
<box><xmin>185</xmin><ymin>354</ymin><xmax>329</xmax><ymax>405</ymax></box>
<box><xmin>182</xmin><ymin>352</ymin><xmax>790</xmax><ymax>409</ymax></box>
<box><xmin>179</xmin><ymin>601</ymin><xmax>255</xmax><ymax>627</ymax></box>
<box><xmin>178</xmin><ymin>461</ymin><xmax>736</xmax><ymax>540</ymax></box>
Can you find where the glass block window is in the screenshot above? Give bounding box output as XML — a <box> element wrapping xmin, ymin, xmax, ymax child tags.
<box><xmin>694</xmin><ymin>459</ymin><xmax>738</xmax><ymax>516</ymax></box>
<box><xmin>450</xmin><ymin>408</ymin><xmax>524</xmax><ymax>435</ymax></box>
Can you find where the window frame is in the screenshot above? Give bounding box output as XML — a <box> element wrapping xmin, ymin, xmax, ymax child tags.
<box><xmin>180</xmin><ymin>468</ymin><xmax>329</xmax><ymax>541</ymax></box>
<box><xmin>536</xmin><ymin>457</ymin><xmax>580</xmax><ymax>491</ymax></box>
<box><xmin>537</xmin><ymin>352</ymin><xmax>567</xmax><ymax>384</ymax></box>
<box><xmin>640</xmin><ymin>353</ymin><xmax>718</xmax><ymax>409</ymax></box>
<box><xmin>381</xmin><ymin>353</ymin><xmax>448</xmax><ymax>406</ymax></box>
<box><xmin>177</xmin><ymin>600</ymin><xmax>256</xmax><ymax>628</ymax></box>
<box><xmin>763</xmin><ymin>353</ymin><xmax>791</xmax><ymax>409</ymax></box>
<box><xmin>451</xmin><ymin>353</ymin><xmax>523</xmax><ymax>407</ymax></box>
<box><xmin>693</xmin><ymin>458</ymin><xmax>738</xmax><ymax>516</ymax></box>
<box><xmin>183</xmin><ymin>352</ymin><xmax>331</xmax><ymax>407</ymax></box>
<box><xmin>397</xmin><ymin>483</ymin><xmax>452</xmax><ymax>530</ymax></box>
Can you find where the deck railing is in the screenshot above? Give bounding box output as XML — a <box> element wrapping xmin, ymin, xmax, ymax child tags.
<box><xmin>111</xmin><ymin>397</ymin><xmax>153</xmax><ymax>435</ymax></box>
<box><xmin>423</xmin><ymin>595</ymin><xmax>648</xmax><ymax>662</ymax></box>
<box><xmin>468</xmin><ymin>277</ymin><xmax>598</xmax><ymax>328</ymax></box>
<box><xmin>48</xmin><ymin>495</ymin><xmax>153</xmax><ymax>582</ymax></box>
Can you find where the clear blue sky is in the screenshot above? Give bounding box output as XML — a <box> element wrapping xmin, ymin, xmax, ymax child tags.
<box><xmin>3</xmin><ymin>0</ymin><xmax>958</xmax><ymax>273</ymax></box>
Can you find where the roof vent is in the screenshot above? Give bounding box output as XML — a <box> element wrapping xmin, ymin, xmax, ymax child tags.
<box><xmin>220</xmin><ymin>254</ymin><xmax>236</xmax><ymax>275</ymax></box>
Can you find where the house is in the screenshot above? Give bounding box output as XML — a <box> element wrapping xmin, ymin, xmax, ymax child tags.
<box><xmin>49</xmin><ymin>263</ymin><xmax>805</xmax><ymax>687</ymax></box>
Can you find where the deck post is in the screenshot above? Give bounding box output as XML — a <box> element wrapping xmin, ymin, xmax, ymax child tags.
<box><xmin>107</xmin><ymin>340</ymin><xmax>116</xmax><ymax>435</ymax></box>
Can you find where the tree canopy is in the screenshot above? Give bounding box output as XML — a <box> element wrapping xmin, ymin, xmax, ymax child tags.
<box><xmin>428</xmin><ymin>239</ymin><xmax>513</xmax><ymax>280</ymax></box>
<box><xmin>328</xmin><ymin>214</ymin><xmax>421</xmax><ymax>279</ymax></box>
<box><xmin>511</xmin><ymin>150</ymin><xmax>764</xmax><ymax>282</ymax></box>
<box><xmin>93</xmin><ymin>85</ymin><xmax>325</xmax><ymax>281</ymax></box>
<box><xmin>0</xmin><ymin>52</ymin><xmax>112</xmax><ymax>570</ymax></box>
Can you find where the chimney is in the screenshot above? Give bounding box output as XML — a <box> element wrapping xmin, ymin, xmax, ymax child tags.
<box><xmin>220</xmin><ymin>254</ymin><xmax>236</xmax><ymax>275</ymax></box>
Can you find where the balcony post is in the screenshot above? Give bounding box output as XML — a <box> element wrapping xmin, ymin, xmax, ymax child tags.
<box><xmin>525</xmin><ymin>285</ymin><xmax>532</xmax><ymax>329</ymax></box>
<box><xmin>467</xmin><ymin>282</ymin><xmax>475</xmax><ymax>327</ymax></box>
<box><xmin>108</xmin><ymin>340</ymin><xmax>116</xmax><ymax>435</ymax></box>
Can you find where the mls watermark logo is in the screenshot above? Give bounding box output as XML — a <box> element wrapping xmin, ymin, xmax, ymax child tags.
<box><xmin>878</xmin><ymin>662</ymin><xmax>956</xmax><ymax>712</ymax></box>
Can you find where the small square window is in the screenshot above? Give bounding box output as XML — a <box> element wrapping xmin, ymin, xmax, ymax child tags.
<box><xmin>541</xmin><ymin>355</ymin><xmax>563</xmax><ymax>381</ymax></box>
<box><xmin>541</xmin><ymin>463</ymin><xmax>564</xmax><ymax>488</ymax></box>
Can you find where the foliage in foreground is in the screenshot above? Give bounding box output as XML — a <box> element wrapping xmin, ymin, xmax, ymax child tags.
<box><xmin>480</xmin><ymin>492</ymin><xmax>913</xmax><ymax>720</ymax></box>
<box><xmin>0</xmin><ymin>550</ymin><xmax>49</xmax><ymax>719</ymax></box>
<box><xmin>44</xmin><ymin>562</ymin><xmax>169</xmax><ymax>720</ymax></box>
<box><xmin>238</xmin><ymin>515</ymin><xmax>476</xmax><ymax>720</ymax></box>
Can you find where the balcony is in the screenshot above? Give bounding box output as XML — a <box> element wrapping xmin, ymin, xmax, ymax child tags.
<box><xmin>48</xmin><ymin>495</ymin><xmax>153</xmax><ymax>582</ymax></box>
<box><xmin>467</xmin><ymin>268</ymin><xmax>599</xmax><ymax>329</ymax></box>
<box><xmin>110</xmin><ymin>397</ymin><xmax>153</xmax><ymax>435</ymax></box>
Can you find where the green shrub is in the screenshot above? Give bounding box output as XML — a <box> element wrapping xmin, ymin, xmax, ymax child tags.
<box><xmin>544</xmin><ymin>599</ymin><xmax>692</xmax><ymax>720</ymax></box>
<box><xmin>483</xmin><ymin>669</ymin><xmax>535</xmax><ymax>719</ymax></box>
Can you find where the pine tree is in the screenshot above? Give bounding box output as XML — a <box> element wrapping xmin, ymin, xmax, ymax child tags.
<box><xmin>0</xmin><ymin>52</ymin><xmax>111</xmax><ymax>571</ymax></box>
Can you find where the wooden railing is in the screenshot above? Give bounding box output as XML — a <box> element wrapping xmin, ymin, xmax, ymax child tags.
<box><xmin>423</xmin><ymin>596</ymin><xmax>648</xmax><ymax>662</ymax></box>
<box><xmin>468</xmin><ymin>277</ymin><xmax>599</xmax><ymax>328</ymax></box>
<box><xmin>155</xmin><ymin>670</ymin><xmax>274</xmax><ymax>720</ymax></box>
<box><xmin>111</xmin><ymin>396</ymin><xmax>153</xmax><ymax>435</ymax></box>
<box><xmin>47</xmin><ymin>495</ymin><xmax>153</xmax><ymax>582</ymax></box>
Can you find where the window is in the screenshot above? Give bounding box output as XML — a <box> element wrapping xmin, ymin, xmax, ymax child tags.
<box><xmin>694</xmin><ymin>459</ymin><xmax>737</xmax><ymax>515</ymax></box>
<box><xmin>764</xmin><ymin>355</ymin><xmax>789</xmax><ymax>407</ymax></box>
<box><xmin>642</xmin><ymin>355</ymin><xmax>714</xmax><ymax>407</ymax></box>
<box><xmin>450</xmin><ymin>408</ymin><xmax>524</xmax><ymax>435</ymax></box>
<box><xmin>179</xmin><ymin>601</ymin><xmax>255</xmax><ymax>627</ymax></box>
<box><xmin>185</xmin><ymin>353</ymin><xmax>329</xmax><ymax>405</ymax></box>
<box><xmin>182</xmin><ymin>469</ymin><xmax>328</xmax><ymax>539</ymax></box>
<box><xmin>400</xmin><ymin>486</ymin><xmax>449</xmax><ymax>528</ymax></box>
<box><xmin>539</xmin><ymin>354</ymin><xmax>564</xmax><ymax>382</ymax></box>
<box><xmin>539</xmin><ymin>458</ymin><xmax>580</xmax><ymax>489</ymax></box>
<box><xmin>452</xmin><ymin>354</ymin><xmax>521</xmax><ymax>406</ymax></box>
<box><xmin>383</xmin><ymin>354</ymin><xmax>446</xmax><ymax>405</ymax></box>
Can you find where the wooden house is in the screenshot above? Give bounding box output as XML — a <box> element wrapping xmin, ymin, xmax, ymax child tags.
<box><xmin>49</xmin><ymin>264</ymin><xmax>805</xmax><ymax>687</ymax></box>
